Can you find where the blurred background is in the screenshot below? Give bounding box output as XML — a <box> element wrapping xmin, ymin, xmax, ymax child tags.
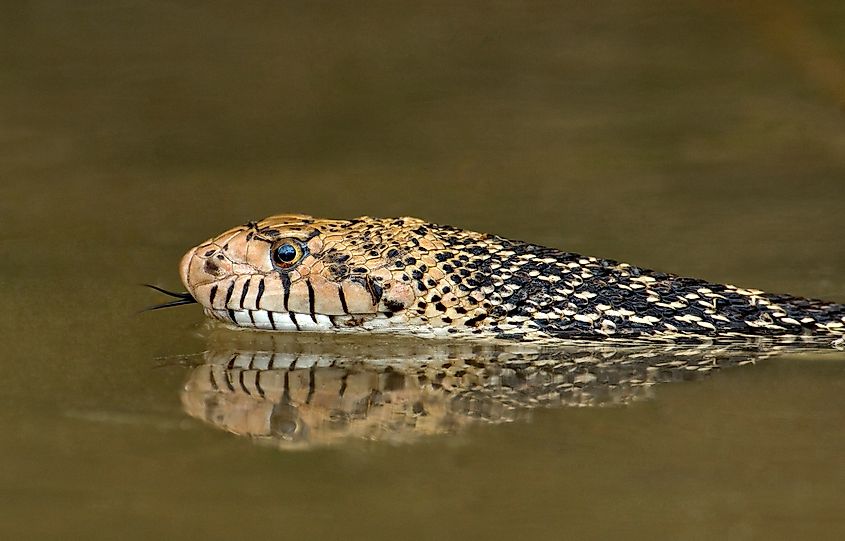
<box><xmin>3</xmin><ymin>1</ymin><xmax>844</xmax><ymax>283</ymax></box>
<box><xmin>1</xmin><ymin>1</ymin><xmax>844</xmax><ymax>539</ymax></box>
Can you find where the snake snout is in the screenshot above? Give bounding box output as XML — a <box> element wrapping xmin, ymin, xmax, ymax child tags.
<box><xmin>179</xmin><ymin>242</ymin><xmax>238</xmax><ymax>297</ymax></box>
<box><xmin>179</xmin><ymin>247</ymin><xmax>196</xmax><ymax>294</ymax></box>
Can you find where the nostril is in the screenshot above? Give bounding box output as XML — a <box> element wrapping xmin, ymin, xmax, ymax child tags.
<box><xmin>203</xmin><ymin>259</ymin><xmax>220</xmax><ymax>275</ymax></box>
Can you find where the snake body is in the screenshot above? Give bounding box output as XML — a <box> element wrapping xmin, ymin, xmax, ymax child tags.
<box><xmin>178</xmin><ymin>215</ymin><xmax>845</xmax><ymax>344</ymax></box>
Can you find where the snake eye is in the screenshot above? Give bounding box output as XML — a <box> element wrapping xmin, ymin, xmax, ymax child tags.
<box><xmin>271</xmin><ymin>240</ymin><xmax>305</xmax><ymax>269</ymax></box>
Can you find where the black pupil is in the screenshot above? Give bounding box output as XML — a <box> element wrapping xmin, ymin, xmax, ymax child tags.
<box><xmin>276</xmin><ymin>243</ymin><xmax>297</xmax><ymax>263</ymax></box>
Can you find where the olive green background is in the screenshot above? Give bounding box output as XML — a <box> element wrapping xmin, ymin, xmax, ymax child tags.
<box><xmin>2</xmin><ymin>1</ymin><xmax>844</xmax><ymax>539</ymax></box>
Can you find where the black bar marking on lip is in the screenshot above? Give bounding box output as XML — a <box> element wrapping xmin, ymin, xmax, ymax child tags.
<box><xmin>255</xmin><ymin>278</ymin><xmax>265</xmax><ymax>309</ymax></box>
<box><xmin>305</xmin><ymin>366</ymin><xmax>316</xmax><ymax>404</ymax></box>
<box><xmin>224</xmin><ymin>369</ymin><xmax>236</xmax><ymax>392</ymax></box>
<box><xmin>208</xmin><ymin>284</ymin><xmax>218</xmax><ymax>308</ymax></box>
<box><xmin>238</xmin><ymin>370</ymin><xmax>250</xmax><ymax>395</ymax></box>
<box><xmin>338</xmin><ymin>372</ymin><xmax>349</xmax><ymax>397</ymax></box>
<box><xmin>366</xmin><ymin>276</ymin><xmax>383</xmax><ymax>306</ymax></box>
<box><xmin>208</xmin><ymin>368</ymin><xmax>219</xmax><ymax>391</ymax></box>
<box><xmin>281</xmin><ymin>273</ymin><xmax>291</xmax><ymax>311</ymax></box>
<box><xmin>224</xmin><ymin>281</ymin><xmax>236</xmax><ymax>308</ymax></box>
<box><xmin>240</xmin><ymin>279</ymin><xmax>251</xmax><ymax>309</ymax></box>
<box><xmin>254</xmin><ymin>371</ymin><xmax>265</xmax><ymax>398</ymax></box>
<box><xmin>337</xmin><ymin>285</ymin><xmax>349</xmax><ymax>314</ymax></box>
<box><xmin>269</xmin><ymin>311</ymin><xmax>278</xmax><ymax>330</ymax></box>
<box><xmin>248</xmin><ymin>310</ymin><xmax>256</xmax><ymax>326</ymax></box>
<box><xmin>289</xmin><ymin>312</ymin><xmax>301</xmax><ymax>331</ymax></box>
<box><xmin>227</xmin><ymin>353</ymin><xmax>238</xmax><ymax>370</ymax></box>
<box><xmin>306</xmin><ymin>279</ymin><xmax>318</xmax><ymax>324</ymax></box>
<box><xmin>228</xmin><ymin>308</ymin><xmax>237</xmax><ymax>323</ymax></box>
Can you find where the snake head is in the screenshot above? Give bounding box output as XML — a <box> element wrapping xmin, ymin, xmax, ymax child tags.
<box><xmin>179</xmin><ymin>214</ymin><xmax>462</xmax><ymax>330</ymax></box>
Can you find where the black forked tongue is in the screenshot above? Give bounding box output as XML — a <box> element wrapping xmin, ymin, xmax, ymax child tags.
<box><xmin>143</xmin><ymin>284</ymin><xmax>197</xmax><ymax>311</ymax></box>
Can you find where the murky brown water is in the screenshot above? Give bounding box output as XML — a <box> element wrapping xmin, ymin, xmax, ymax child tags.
<box><xmin>2</xmin><ymin>1</ymin><xmax>845</xmax><ymax>539</ymax></box>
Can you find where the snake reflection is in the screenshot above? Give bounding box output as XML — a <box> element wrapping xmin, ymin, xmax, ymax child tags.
<box><xmin>177</xmin><ymin>332</ymin><xmax>822</xmax><ymax>449</ymax></box>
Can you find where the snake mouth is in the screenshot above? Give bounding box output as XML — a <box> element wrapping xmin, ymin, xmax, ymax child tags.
<box><xmin>209</xmin><ymin>307</ymin><xmax>338</xmax><ymax>331</ymax></box>
<box><xmin>206</xmin><ymin>307</ymin><xmax>407</xmax><ymax>334</ymax></box>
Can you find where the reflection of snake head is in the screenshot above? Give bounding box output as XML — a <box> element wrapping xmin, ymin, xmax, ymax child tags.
<box><xmin>181</xmin><ymin>350</ymin><xmax>500</xmax><ymax>449</ymax></box>
<box><xmin>181</xmin><ymin>378</ymin><xmax>310</xmax><ymax>444</ymax></box>
<box><xmin>179</xmin><ymin>332</ymin><xmax>779</xmax><ymax>450</ymax></box>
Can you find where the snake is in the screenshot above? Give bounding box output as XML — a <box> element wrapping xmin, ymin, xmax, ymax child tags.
<box><xmin>156</xmin><ymin>214</ymin><xmax>845</xmax><ymax>346</ymax></box>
